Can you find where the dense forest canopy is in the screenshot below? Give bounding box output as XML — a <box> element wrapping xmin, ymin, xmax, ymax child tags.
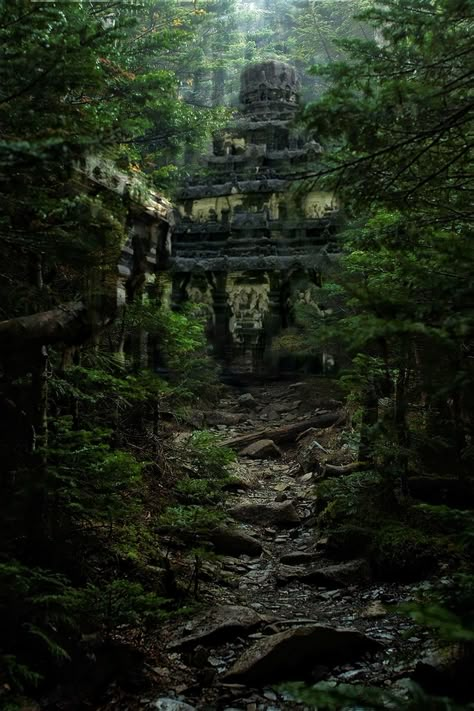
<box><xmin>0</xmin><ymin>0</ymin><xmax>473</xmax><ymax>708</ymax></box>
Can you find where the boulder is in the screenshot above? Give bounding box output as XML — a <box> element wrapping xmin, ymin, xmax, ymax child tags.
<box><xmin>241</xmin><ymin>439</ymin><xmax>282</xmax><ymax>459</ymax></box>
<box><xmin>222</xmin><ymin>624</ymin><xmax>379</xmax><ymax>684</ymax></box>
<box><xmin>276</xmin><ymin>559</ymin><xmax>371</xmax><ymax>588</ymax></box>
<box><xmin>169</xmin><ymin>605</ymin><xmax>265</xmax><ymax>650</ymax></box>
<box><xmin>272</xmin><ymin>402</ymin><xmax>291</xmax><ymax>413</ymax></box>
<box><xmin>261</xmin><ymin>408</ymin><xmax>281</xmax><ymax>421</ymax></box>
<box><xmin>208</xmin><ymin>525</ymin><xmax>262</xmax><ymax>557</ymax></box>
<box><xmin>229</xmin><ymin>500</ymin><xmax>300</xmax><ymax>527</ymax></box>
<box><xmin>279</xmin><ymin>550</ymin><xmax>321</xmax><ymax>566</ymax></box>
<box><xmin>204</xmin><ymin>411</ymin><xmax>245</xmax><ymax>426</ymax></box>
<box><xmin>152</xmin><ymin>700</ymin><xmax>196</xmax><ymax>711</ymax></box>
<box><xmin>412</xmin><ymin>649</ymin><xmax>473</xmax><ymax>702</ymax></box>
<box><xmin>238</xmin><ymin>392</ymin><xmax>257</xmax><ymax>409</ymax></box>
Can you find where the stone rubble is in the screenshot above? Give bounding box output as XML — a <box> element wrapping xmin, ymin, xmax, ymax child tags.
<box><xmin>145</xmin><ymin>380</ymin><xmax>440</xmax><ymax>710</ymax></box>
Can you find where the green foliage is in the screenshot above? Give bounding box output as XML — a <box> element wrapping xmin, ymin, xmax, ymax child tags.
<box><xmin>158</xmin><ymin>431</ymin><xmax>233</xmax><ymax>551</ymax></box>
<box><xmin>0</xmin><ymin>562</ymin><xmax>79</xmax><ymax>689</ymax></box>
<box><xmin>292</xmin><ymin>0</ymin><xmax>375</xmax><ymax>66</ymax></box>
<box><xmin>0</xmin><ymin>0</ymin><xmax>231</xmax><ymax>703</ymax></box>
<box><xmin>125</xmin><ymin>299</ymin><xmax>207</xmax><ymax>357</ymax></box>
<box><xmin>285</xmin><ymin>679</ymin><xmax>474</xmax><ymax>710</ymax></box>
<box><xmin>315</xmin><ymin>473</ymin><xmax>446</xmax><ymax>579</ymax></box>
<box><xmin>175</xmin><ymin>477</ymin><xmax>223</xmax><ymax>504</ymax></box>
<box><xmin>47</xmin><ymin>417</ymin><xmax>143</xmax><ymax>531</ymax></box>
<box><xmin>158</xmin><ymin>504</ymin><xmax>225</xmax><ymax>536</ymax></box>
<box><xmin>371</xmin><ymin>522</ymin><xmax>440</xmax><ymax>580</ymax></box>
<box><xmin>315</xmin><ymin>470</ymin><xmax>386</xmax><ymax>527</ymax></box>
<box><xmin>295</xmin><ymin>0</ymin><xmax>474</xmax><ymax>512</ymax></box>
<box><xmin>403</xmin><ymin>601</ymin><xmax>474</xmax><ymax>645</ymax></box>
<box><xmin>75</xmin><ymin>580</ymin><xmax>169</xmax><ymax>639</ymax></box>
<box><xmin>120</xmin><ymin>298</ymin><xmax>221</xmax><ymax>401</ymax></box>
<box><xmin>186</xmin><ymin>430</ymin><xmax>236</xmax><ymax>480</ymax></box>
<box><xmin>402</xmin><ymin>506</ymin><xmax>474</xmax><ymax>642</ymax></box>
<box><xmin>301</xmin><ymin>0</ymin><xmax>474</xmax><ymax>477</ymax></box>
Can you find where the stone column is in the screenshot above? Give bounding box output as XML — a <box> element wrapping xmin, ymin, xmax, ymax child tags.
<box><xmin>265</xmin><ymin>271</ymin><xmax>282</xmax><ymax>338</ymax></box>
<box><xmin>171</xmin><ymin>273</ymin><xmax>190</xmax><ymax>309</ymax></box>
<box><xmin>211</xmin><ymin>272</ymin><xmax>230</xmax><ymax>363</ymax></box>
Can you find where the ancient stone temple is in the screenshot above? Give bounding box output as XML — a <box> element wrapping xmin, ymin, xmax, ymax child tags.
<box><xmin>163</xmin><ymin>60</ymin><xmax>339</xmax><ymax>375</ymax></box>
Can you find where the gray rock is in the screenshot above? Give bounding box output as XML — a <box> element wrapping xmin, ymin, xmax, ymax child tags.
<box><xmin>296</xmin><ymin>439</ymin><xmax>323</xmax><ymax>474</ymax></box>
<box><xmin>238</xmin><ymin>392</ymin><xmax>257</xmax><ymax>409</ymax></box>
<box><xmin>169</xmin><ymin>605</ymin><xmax>265</xmax><ymax>650</ymax></box>
<box><xmin>412</xmin><ymin>648</ymin><xmax>471</xmax><ymax>696</ymax></box>
<box><xmin>208</xmin><ymin>525</ymin><xmax>263</xmax><ymax>557</ymax></box>
<box><xmin>272</xmin><ymin>402</ymin><xmax>291</xmax><ymax>413</ymax></box>
<box><xmin>263</xmin><ymin>409</ymin><xmax>280</xmax><ymax>421</ymax></box>
<box><xmin>241</xmin><ymin>439</ymin><xmax>282</xmax><ymax>459</ymax></box>
<box><xmin>152</xmin><ymin>700</ymin><xmax>196</xmax><ymax>711</ymax></box>
<box><xmin>279</xmin><ymin>550</ymin><xmax>321</xmax><ymax>566</ymax></box>
<box><xmin>222</xmin><ymin>624</ymin><xmax>380</xmax><ymax>684</ymax></box>
<box><xmin>276</xmin><ymin>559</ymin><xmax>371</xmax><ymax>588</ymax></box>
<box><xmin>204</xmin><ymin>411</ymin><xmax>245</xmax><ymax>426</ymax></box>
<box><xmin>229</xmin><ymin>500</ymin><xmax>300</xmax><ymax>527</ymax></box>
<box><xmin>361</xmin><ymin>601</ymin><xmax>387</xmax><ymax>619</ymax></box>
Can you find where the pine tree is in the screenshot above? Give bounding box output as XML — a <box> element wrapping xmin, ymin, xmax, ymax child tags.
<box><xmin>301</xmin><ymin>0</ymin><xmax>474</xmax><ymax>479</ymax></box>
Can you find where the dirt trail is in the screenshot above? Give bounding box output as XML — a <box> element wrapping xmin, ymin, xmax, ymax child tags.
<box><xmin>135</xmin><ymin>381</ymin><xmax>434</xmax><ymax>710</ymax></box>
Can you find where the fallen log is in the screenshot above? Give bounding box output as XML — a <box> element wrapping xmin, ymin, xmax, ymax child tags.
<box><xmin>0</xmin><ymin>300</ymin><xmax>119</xmax><ymax>355</ymax></box>
<box><xmin>0</xmin><ymin>301</ymin><xmax>90</xmax><ymax>352</ymax></box>
<box><xmin>320</xmin><ymin>461</ymin><xmax>368</xmax><ymax>478</ymax></box>
<box><xmin>220</xmin><ymin>411</ymin><xmax>346</xmax><ymax>450</ymax></box>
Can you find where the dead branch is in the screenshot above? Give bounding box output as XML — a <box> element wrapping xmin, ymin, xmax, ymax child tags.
<box><xmin>220</xmin><ymin>411</ymin><xmax>346</xmax><ymax>450</ymax></box>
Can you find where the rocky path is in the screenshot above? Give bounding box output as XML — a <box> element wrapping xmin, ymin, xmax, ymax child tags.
<box><xmin>140</xmin><ymin>381</ymin><xmax>434</xmax><ymax>711</ymax></box>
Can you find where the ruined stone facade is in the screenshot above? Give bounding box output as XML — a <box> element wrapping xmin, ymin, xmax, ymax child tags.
<box><xmin>165</xmin><ymin>60</ymin><xmax>339</xmax><ymax>375</ymax></box>
<box><xmin>77</xmin><ymin>155</ymin><xmax>173</xmax><ymax>367</ymax></box>
<box><xmin>78</xmin><ymin>154</ymin><xmax>173</xmax><ymax>308</ymax></box>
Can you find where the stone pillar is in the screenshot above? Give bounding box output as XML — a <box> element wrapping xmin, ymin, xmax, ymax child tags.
<box><xmin>211</xmin><ymin>272</ymin><xmax>230</xmax><ymax>363</ymax></box>
<box><xmin>261</xmin><ymin>271</ymin><xmax>283</xmax><ymax>373</ymax></box>
<box><xmin>265</xmin><ymin>271</ymin><xmax>282</xmax><ymax>338</ymax></box>
<box><xmin>171</xmin><ymin>273</ymin><xmax>190</xmax><ymax>309</ymax></box>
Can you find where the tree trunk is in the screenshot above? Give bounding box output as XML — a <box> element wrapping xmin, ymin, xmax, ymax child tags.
<box><xmin>0</xmin><ymin>302</ymin><xmax>90</xmax><ymax>352</ymax></box>
<box><xmin>358</xmin><ymin>385</ymin><xmax>378</xmax><ymax>462</ymax></box>
<box><xmin>27</xmin><ymin>346</ymin><xmax>50</xmax><ymax>549</ymax></box>
<box><xmin>221</xmin><ymin>411</ymin><xmax>345</xmax><ymax>449</ymax></box>
<box><xmin>394</xmin><ymin>363</ymin><xmax>410</xmax><ymax>495</ymax></box>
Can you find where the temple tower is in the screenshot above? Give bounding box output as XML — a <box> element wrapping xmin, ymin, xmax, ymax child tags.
<box><xmin>165</xmin><ymin>60</ymin><xmax>340</xmax><ymax>376</ymax></box>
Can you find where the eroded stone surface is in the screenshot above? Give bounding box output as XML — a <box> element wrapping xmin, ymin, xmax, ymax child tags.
<box><xmin>169</xmin><ymin>606</ymin><xmax>266</xmax><ymax>650</ymax></box>
<box><xmin>203</xmin><ymin>411</ymin><xmax>245</xmax><ymax>426</ymax></box>
<box><xmin>229</xmin><ymin>500</ymin><xmax>300</xmax><ymax>527</ymax></box>
<box><xmin>222</xmin><ymin>624</ymin><xmax>380</xmax><ymax>684</ymax></box>
<box><xmin>276</xmin><ymin>559</ymin><xmax>372</xmax><ymax>588</ymax></box>
<box><xmin>240</xmin><ymin>439</ymin><xmax>282</xmax><ymax>459</ymax></box>
<box><xmin>154</xmin><ymin>382</ymin><xmax>436</xmax><ymax>709</ymax></box>
<box><xmin>208</xmin><ymin>525</ymin><xmax>263</xmax><ymax>557</ymax></box>
<box><xmin>279</xmin><ymin>550</ymin><xmax>321</xmax><ymax>566</ymax></box>
<box><xmin>152</xmin><ymin>700</ymin><xmax>196</xmax><ymax>710</ymax></box>
<box><xmin>160</xmin><ymin>60</ymin><xmax>339</xmax><ymax>376</ymax></box>
<box><xmin>238</xmin><ymin>393</ymin><xmax>257</xmax><ymax>409</ymax></box>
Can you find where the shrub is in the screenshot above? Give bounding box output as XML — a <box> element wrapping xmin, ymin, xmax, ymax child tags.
<box><xmin>186</xmin><ymin>430</ymin><xmax>236</xmax><ymax>480</ymax></box>
<box><xmin>370</xmin><ymin>523</ymin><xmax>440</xmax><ymax>581</ymax></box>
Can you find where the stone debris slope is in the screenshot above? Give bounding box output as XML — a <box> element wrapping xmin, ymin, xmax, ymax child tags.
<box><xmin>140</xmin><ymin>382</ymin><xmax>436</xmax><ymax>710</ymax></box>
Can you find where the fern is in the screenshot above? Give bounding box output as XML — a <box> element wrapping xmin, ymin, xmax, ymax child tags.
<box><xmin>285</xmin><ymin>680</ymin><xmax>474</xmax><ymax>710</ymax></box>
